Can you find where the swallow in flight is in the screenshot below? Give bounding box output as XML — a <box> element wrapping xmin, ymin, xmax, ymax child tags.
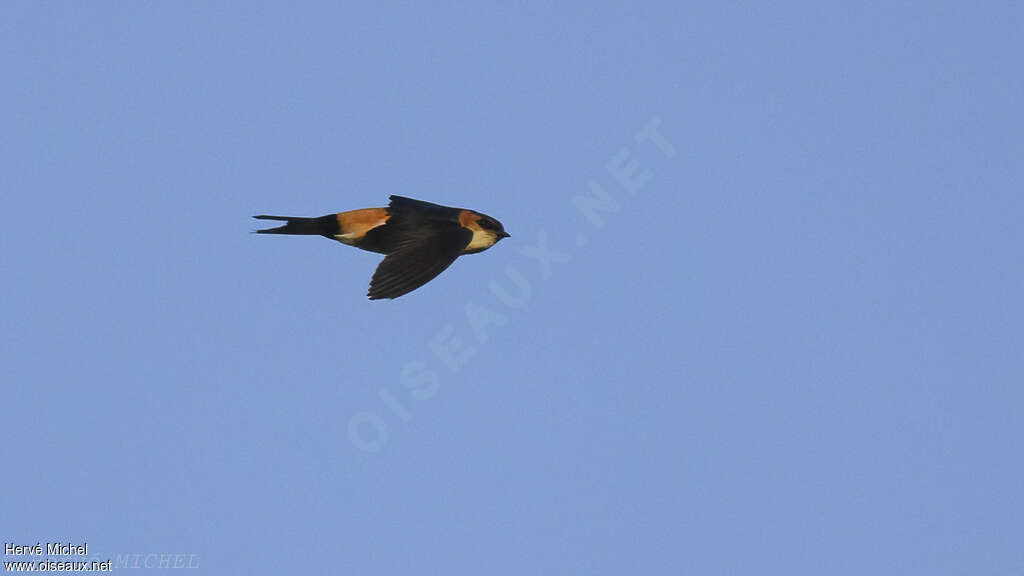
<box><xmin>255</xmin><ymin>195</ymin><xmax>510</xmax><ymax>300</ymax></box>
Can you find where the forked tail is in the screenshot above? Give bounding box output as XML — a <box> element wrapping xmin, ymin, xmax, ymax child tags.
<box><xmin>253</xmin><ymin>214</ymin><xmax>339</xmax><ymax>236</ymax></box>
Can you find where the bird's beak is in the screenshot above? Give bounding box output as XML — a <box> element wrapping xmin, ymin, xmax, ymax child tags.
<box><xmin>500</xmin><ymin>231</ymin><xmax>511</xmax><ymax>239</ymax></box>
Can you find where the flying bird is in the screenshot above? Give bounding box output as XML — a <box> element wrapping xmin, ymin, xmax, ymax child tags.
<box><xmin>254</xmin><ymin>195</ymin><xmax>510</xmax><ymax>300</ymax></box>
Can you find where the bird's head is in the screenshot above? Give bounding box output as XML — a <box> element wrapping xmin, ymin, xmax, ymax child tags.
<box><xmin>463</xmin><ymin>212</ymin><xmax>510</xmax><ymax>253</ymax></box>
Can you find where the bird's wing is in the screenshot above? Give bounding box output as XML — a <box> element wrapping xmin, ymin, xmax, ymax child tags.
<box><xmin>387</xmin><ymin>195</ymin><xmax>461</xmax><ymax>220</ymax></box>
<box><xmin>367</xmin><ymin>222</ymin><xmax>473</xmax><ymax>300</ymax></box>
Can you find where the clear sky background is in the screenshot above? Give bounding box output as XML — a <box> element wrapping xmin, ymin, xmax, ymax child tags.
<box><xmin>3</xmin><ymin>3</ymin><xmax>1022</xmax><ymax>574</ymax></box>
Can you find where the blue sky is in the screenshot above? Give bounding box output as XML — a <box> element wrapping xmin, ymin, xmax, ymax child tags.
<box><xmin>3</xmin><ymin>2</ymin><xmax>1022</xmax><ymax>574</ymax></box>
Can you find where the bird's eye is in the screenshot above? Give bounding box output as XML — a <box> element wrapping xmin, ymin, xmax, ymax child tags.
<box><xmin>478</xmin><ymin>218</ymin><xmax>497</xmax><ymax>231</ymax></box>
